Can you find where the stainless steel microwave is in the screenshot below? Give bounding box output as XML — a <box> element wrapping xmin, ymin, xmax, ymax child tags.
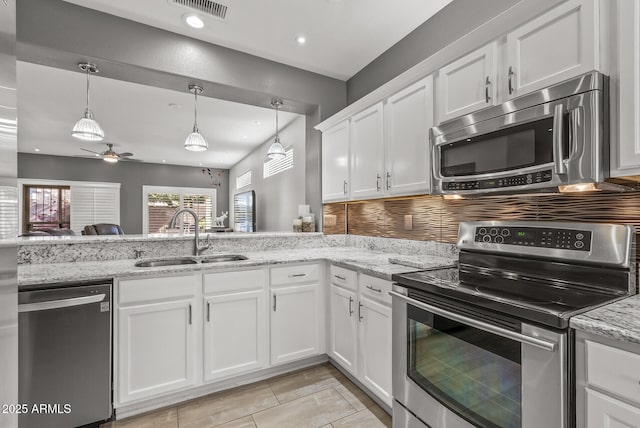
<box><xmin>430</xmin><ymin>71</ymin><xmax>609</xmax><ymax>195</ymax></box>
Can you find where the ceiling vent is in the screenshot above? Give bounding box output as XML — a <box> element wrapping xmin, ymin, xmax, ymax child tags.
<box><xmin>170</xmin><ymin>0</ymin><xmax>229</xmax><ymax>20</ymax></box>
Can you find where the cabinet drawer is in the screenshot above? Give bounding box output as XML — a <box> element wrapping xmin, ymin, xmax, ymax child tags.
<box><xmin>359</xmin><ymin>274</ymin><xmax>392</xmax><ymax>305</ymax></box>
<box><xmin>587</xmin><ymin>340</ymin><xmax>640</xmax><ymax>405</ymax></box>
<box><xmin>270</xmin><ymin>264</ymin><xmax>320</xmax><ymax>287</ymax></box>
<box><xmin>119</xmin><ymin>275</ymin><xmax>199</xmax><ymax>305</ymax></box>
<box><xmin>204</xmin><ymin>269</ymin><xmax>266</xmax><ymax>295</ymax></box>
<box><xmin>330</xmin><ymin>265</ymin><xmax>357</xmax><ymax>291</ymax></box>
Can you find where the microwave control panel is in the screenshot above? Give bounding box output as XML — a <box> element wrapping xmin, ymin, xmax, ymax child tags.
<box><xmin>474</xmin><ymin>226</ymin><xmax>592</xmax><ymax>251</ymax></box>
<box><xmin>443</xmin><ymin>169</ymin><xmax>553</xmax><ymax>191</ymax></box>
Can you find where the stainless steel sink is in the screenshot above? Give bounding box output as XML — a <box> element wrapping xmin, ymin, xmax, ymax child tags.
<box><xmin>134</xmin><ymin>257</ymin><xmax>198</xmax><ymax>267</ymax></box>
<box><xmin>200</xmin><ymin>255</ymin><xmax>248</xmax><ymax>263</ymax></box>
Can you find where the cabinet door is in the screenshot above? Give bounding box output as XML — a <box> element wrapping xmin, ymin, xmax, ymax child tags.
<box><xmin>358</xmin><ymin>296</ymin><xmax>392</xmax><ymax>407</ymax></box>
<box><xmin>118</xmin><ymin>299</ymin><xmax>196</xmax><ymax>403</ymax></box>
<box><xmin>437</xmin><ymin>42</ymin><xmax>497</xmax><ymax>123</ymax></box>
<box><xmin>350</xmin><ymin>102</ymin><xmax>385</xmax><ymax>200</ymax></box>
<box><xmin>506</xmin><ymin>0</ymin><xmax>597</xmax><ymax>98</ymax></box>
<box><xmin>203</xmin><ymin>290</ymin><xmax>267</xmax><ymax>382</ymax></box>
<box><xmin>329</xmin><ymin>285</ymin><xmax>358</xmax><ymax>375</ymax></box>
<box><xmin>386</xmin><ymin>76</ymin><xmax>434</xmax><ymax>196</ymax></box>
<box><xmin>270</xmin><ymin>284</ymin><xmax>320</xmax><ymax>365</ymax></box>
<box><xmin>587</xmin><ymin>388</ymin><xmax>640</xmax><ymax>428</ymax></box>
<box><xmin>612</xmin><ymin>0</ymin><xmax>640</xmax><ymax>175</ymax></box>
<box><xmin>322</xmin><ymin>120</ymin><xmax>350</xmax><ymax>202</ymax></box>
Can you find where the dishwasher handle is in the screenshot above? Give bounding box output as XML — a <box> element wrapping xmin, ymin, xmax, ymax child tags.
<box><xmin>18</xmin><ymin>294</ymin><xmax>107</xmax><ymax>313</ymax></box>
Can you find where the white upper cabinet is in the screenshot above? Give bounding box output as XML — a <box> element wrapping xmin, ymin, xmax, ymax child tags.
<box><xmin>321</xmin><ymin>120</ymin><xmax>350</xmax><ymax>202</ymax></box>
<box><xmin>505</xmin><ymin>0</ymin><xmax>599</xmax><ymax>98</ymax></box>
<box><xmin>611</xmin><ymin>0</ymin><xmax>640</xmax><ymax>176</ymax></box>
<box><xmin>385</xmin><ymin>76</ymin><xmax>434</xmax><ymax>196</ymax></box>
<box><xmin>350</xmin><ymin>102</ymin><xmax>385</xmax><ymax>200</ymax></box>
<box><xmin>437</xmin><ymin>42</ymin><xmax>498</xmax><ymax>123</ymax></box>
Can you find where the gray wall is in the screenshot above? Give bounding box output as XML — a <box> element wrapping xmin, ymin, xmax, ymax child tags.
<box><xmin>229</xmin><ymin>116</ymin><xmax>306</xmax><ymax>232</ymax></box>
<box><xmin>346</xmin><ymin>0</ymin><xmax>521</xmax><ymax>104</ymax></box>
<box><xmin>18</xmin><ymin>153</ymin><xmax>230</xmax><ymax>234</ymax></box>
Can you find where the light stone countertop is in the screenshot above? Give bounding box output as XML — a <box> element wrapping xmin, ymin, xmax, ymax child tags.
<box><xmin>570</xmin><ymin>295</ymin><xmax>640</xmax><ymax>345</ymax></box>
<box><xmin>18</xmin><ymin>247</ymin><xmax>457</xmax><ymax>287</ymax></box>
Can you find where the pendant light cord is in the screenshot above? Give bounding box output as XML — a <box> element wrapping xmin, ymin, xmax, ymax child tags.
<box><xmin>275</xmin><ymin>103</ymin><xmax>279</xmax><ymax>138</ymax></box>
<box><xmin>193</xmin><ymin>90</ymin><xmax>199</xmax><ymax>132</ymax></box>
<box><xmin>85</xmin><ymin>67</ymin><xmax>91</xmax><ymax>111</ymax></box>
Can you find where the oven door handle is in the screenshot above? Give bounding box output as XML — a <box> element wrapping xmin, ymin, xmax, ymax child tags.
<box><xmin>389</xmin><ymin>290</ymin><xmax>557</xmax><ymax>352</ymax></box>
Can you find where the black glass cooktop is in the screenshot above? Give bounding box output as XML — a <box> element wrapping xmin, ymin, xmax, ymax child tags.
<box><xmin>393</xmin><ymin>265</ymin><xmax>629</xmax><ymax>329</ymax></box>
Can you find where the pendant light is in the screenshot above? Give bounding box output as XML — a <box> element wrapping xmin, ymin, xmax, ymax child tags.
<box><xmin>72</xmin><ymin>63</ymin><xmax>105</xmax><ymax>141</ymax></box>
<box><xmin>184</xmin><ymin>84</ymin><xmax>208</xmax><ymax>152</ymax></box>
<box><xmin>267</xmin><ymin>100</ymin><xmax>286</xmax><ymax>159</ymax></box>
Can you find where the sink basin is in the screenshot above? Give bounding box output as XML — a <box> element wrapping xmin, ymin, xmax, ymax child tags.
<box><xmin>135</xmin><ymin>257</ymin><xmax>198</xmax><ymax>267</ymax></box>
<box><xmin>200</xmin><ymin>255</ymin><xmax>248</xmax><ymax>263</ymax></box>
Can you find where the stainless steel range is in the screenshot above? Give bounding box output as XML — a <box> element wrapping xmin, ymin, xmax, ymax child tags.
<box><xmin>391</xmin><ymin>221</ymin><xmax>636</xmax><ymax>428</ymax></box>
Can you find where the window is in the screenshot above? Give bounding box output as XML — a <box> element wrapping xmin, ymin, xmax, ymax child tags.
<box><xmin>236</xmin><ymin>170</ymin><xmax>252</xmax><ymax>189</ymax></box>
<box><xmin>23</xmin><ymin>185</ymin><xmax>70</xmax><ymax>232</ymax></box>
<box><xmin>263</xmin><ymin>147</ymin><xmax>293</xmax><ymax>178</ymax></box>
<box><xmin>143</xmin><ymin>186</ymin><xmax>217</xmax><ymax>234</ymax></box>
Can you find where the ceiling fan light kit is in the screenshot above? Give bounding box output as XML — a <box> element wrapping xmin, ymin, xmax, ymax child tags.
<box><xmin>184</xmin><ymin>84</ymin><xmax>208</xmax><ymax>152</ymax></box>
<box><xmin>267</xmin><ymin>99</ymin><xmax>286</xmax><ymax>159</ymax></box>
<box><xmin>72</xmin><ymin>62</ymin><xmax>105</xmax><ymax>142</ymax></box>
<box><xmin>80</xmin><ymin>143</ymin><xmax>137</xmax><ymax>163</ymax></box>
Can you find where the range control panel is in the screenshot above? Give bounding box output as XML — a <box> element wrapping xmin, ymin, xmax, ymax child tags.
<box><xmin>443</xmin><ymin>169</ymin><xmax>553</xmax><ymax>191</ymax></box>
<box><xmin>474</xmin><ymin>226</ymin><xmax>592</xmax><ymax>251</ymax></box>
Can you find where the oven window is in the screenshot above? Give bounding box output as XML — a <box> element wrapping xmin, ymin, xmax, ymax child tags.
<box><xmin>408</xmin><ymin>305</ymin><xmax>522</xmax><ymax>428</ymax></box>
<box><xmin>440</xmin><ymin>116</ymin><xmax>568</xmax><ymax>177</ymax></box>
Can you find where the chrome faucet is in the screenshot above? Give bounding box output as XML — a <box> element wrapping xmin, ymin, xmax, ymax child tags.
<box><xmin>168</xmin><ymin>208</ymin><xmax>211</xmax><ymax>256</ymax></box>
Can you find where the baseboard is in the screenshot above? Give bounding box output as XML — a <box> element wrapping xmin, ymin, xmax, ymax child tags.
<box><xmin>115</xmin><ymin>354</ymin><xmax>329</xmax><ymax>420</ymax></box>
<box><xmin>327</xmin><ymin>358</ymin><xmax>392</xmax><ymax>416</ymax></box>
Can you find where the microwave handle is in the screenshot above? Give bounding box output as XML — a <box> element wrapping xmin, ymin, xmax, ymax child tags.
<box><xmin>552</xmin><ymin>104</ymin><xmax>567</xmax><ymax>175</ymax></box>
<box><xmin>568</xmin><ymin>106</ymin><xmax>583</xmax><ymax>161</ymax></box>
<box><xmin>430</xmin><ymin>129</ymin><xmax>443</xmax><ymax>180</ymax></box>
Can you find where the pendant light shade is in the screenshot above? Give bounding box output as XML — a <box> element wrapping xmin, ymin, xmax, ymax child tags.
<box><xmin>184</xmin><ymin>84</ymin><xmax>208</xmax><ymax>152</ymax></box>
<box><xmin>72</xmin><ymin>63</ymin><xmax>105</xmax><ymax>142</ymax></box>
<box><xmin>267</xmin><ymin>100</ymin><xmax>286</xmax><ymax>159</ymax></box>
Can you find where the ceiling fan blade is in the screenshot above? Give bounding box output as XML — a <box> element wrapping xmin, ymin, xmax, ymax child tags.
<box><xmin>118</xmin><ymin>152</ymin><xmax>134</xmax><ymax>157</ymax></box>
<box><xmin>73</xmin><ymin>155</ymin><xmax>103</xmax><ymax>160</ymax></box>
<box><xmin>80</xmin><ymin>148</ymin><xmax>103</xmax><ymax>155</ymax></box>
<box><xmin>120</xmin><ymin>157</ymin><xmax>143</xmax><ymax>162</ymax></box>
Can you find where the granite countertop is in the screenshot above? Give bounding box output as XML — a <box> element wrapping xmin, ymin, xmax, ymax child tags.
<box><xmin>18</xmin><ymin>247</ymin><xmax>457</xmax><ymax>287</ymax></box>
<box><xmin>14</xmin><ymin>232</ymin><xmax>324</xmax><ymax>246</ymax></box>
<box><xmin>571</xmin><ymin>295</ymin><xmax>640</xmax><ymax>345</ymax></box>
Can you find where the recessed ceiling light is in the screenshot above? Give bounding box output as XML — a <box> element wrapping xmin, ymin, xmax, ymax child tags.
<box><xmin>162</xmin><ymin>159</ymin><xmax>166</xmax><ymax>163</ymax></box>
<box><xmin>95</xmin><ymin>154</ymin><xmax>100</xmax><ymax>157</ymax></box>
<box><xmin>34</xmin><ymin>148</ymin><xmax>40</xmax><ymax>152</ymax></box>
<box><xmin>183</xmin><ymin>14</ymin><xmax>204</xmax><ymax>29</ymax></box>
<box><xmin>243</xmin><ymin>135</ymin><xmax>248</xmax><ymax>139</ymax></box>
<box><xmin>296</xmin><ymin>35</ymin><xmax>307</xmax><ymax>45</ymax></box>
<box><xmin>199</xmin><ymin>163</ymin><xmax>203</xmax><ymax>166</ymax></box>
<box><xmin>254</xmin><ymin>121</ymin><xmax>261</xmax><ymax>125</ymax></box>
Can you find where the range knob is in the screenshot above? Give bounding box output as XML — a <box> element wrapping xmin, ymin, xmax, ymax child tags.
<box><xmin>479</xmin><ymin>227</ymin><xmax>487</xmax><ymax>235</ymax></box>
<box><xmin>482</xmin><ymin>235</ymin><xmax>491</xmax><ymax>243</ymax></box>
<box><xmin>490</xmin><ymin>228</ymin><xmax>499</xmax><ymax>236</ymax></box>
<box><xmin>495</xmin><ymin>236</ymin><xmax>504</xmax><ymax>244</ymax></box>
<box><xmin>574</xmin><ymin>241</ymin><xmax>584</xmax><ymax>249</ymax></box>
<box><xmin>501</xmin><ymin>229</ymin><xmax>510</xmax><ymax>236</ymax></box>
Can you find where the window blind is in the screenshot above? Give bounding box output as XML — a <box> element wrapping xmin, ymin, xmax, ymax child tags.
<box><xmin>70</xmin><ymin>185</ymin><xmax>120</xmax><ymax>234</ymax></box>
<box><xmin>236</xmin><ymin>170</ymin><xmax>252</xmax><ymax>189</ymax></box>
<box><xmin>263</xmin><ymin>148</ymin><xmax>293</xmax><ymax>178</ymax></box>
<box><xmin>0</xmin><ymin>186</ymin><xmax>18</xmax><ymax>239</ymax></box>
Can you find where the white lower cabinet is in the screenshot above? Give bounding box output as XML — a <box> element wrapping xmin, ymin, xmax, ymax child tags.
<box><xmin>117</xmin><ymin>275</ymin><xmax>199</xmax><ymax>404</ymax></box>
<box><xmin>329</xmin><ymin>266</ymin><xmax>392</xmax><ymax>407</ymax></box>
<box><xmin>270</xmin><ymin>283</ymin><xmax>321</xmax><ymax>365</ymax></box>
<box><xmin>358</xmin><ymin>295</ymin><xmax>392</xmax><ymax>405</ymax></box>
<box><xmin>587</xmin><ymin>389</ymin><xmax>640</xmax><ymax>428</ymax></box>
<box><xmin>203</xmin><ymin>289</ymin><xmax>267</xmax><ymax>381</ymax></box>
<box><xmin>329</xmin><ymin>284</ymin><xmax>358</xmax><ymax>375</ymax></box>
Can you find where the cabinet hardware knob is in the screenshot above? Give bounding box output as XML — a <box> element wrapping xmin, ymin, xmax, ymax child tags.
<box><xmin>485</xmin><ymin>76</ymin><xmax>491</xmax><ymax>103</ymax></box>
<box><xmin>508</xmin><ymin>66</ymin><xmax>515</xmax><ymax>95</ymax></box>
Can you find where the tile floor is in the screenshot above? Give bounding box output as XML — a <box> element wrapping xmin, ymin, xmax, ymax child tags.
<box><xmin>101</xmin><ymin>363</ymin><xmax>392</xmax><ymax>428</ymax></box>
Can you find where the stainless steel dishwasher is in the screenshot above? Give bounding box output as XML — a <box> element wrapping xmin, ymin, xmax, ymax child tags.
<box><xmin>18</xmin><ymin>281</ymin><xmax>112</xmax><ymax>428</ymax></box>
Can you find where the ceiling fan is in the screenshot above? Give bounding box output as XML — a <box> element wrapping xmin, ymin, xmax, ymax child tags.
<box><xmin>80</xmin><ymin>143</ymin><xmax>141</xmax><ymax>163</ymax></box>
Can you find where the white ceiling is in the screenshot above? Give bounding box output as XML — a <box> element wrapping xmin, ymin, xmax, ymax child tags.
<box><xmin>61</xmin><ymin>0</ymin><xmax>453</xmax><ymax>80</ymax></box>
<box><xmin>17</xmin><ymin>61</ymin><xmax>300</xmax><ymax>168</ymax></box>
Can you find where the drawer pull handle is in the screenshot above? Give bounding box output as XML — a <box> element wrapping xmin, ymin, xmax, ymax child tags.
<box><xmin>334</xmin><ymin>275</ymin><xmax>346</xmax><ymax>281</ymax></box>
<box><xmin>273</xmin><ymin>294</ymin><xmax>277</xmax><ymax>312</ymax></box>
<box><xmin>206</xmin><ymin>302</ymin><xmax>210</xmax><ymax>322</ymax></box>
<box><xmin>289</xmin><ymin>273</ymin><xmax>306</xmax><ymax>278</ymax></box>
<box><xmin>366</xmin><ymin>285</ymin><xmax>382</xmax><ymax>293</ymax></box>
<box><xmin>358</xmin><ymin>302</ymin><xmax>363</xmax><ymax>322</ymax></box>
<box><xmin>349</xmin><ymin>296</ymin><xmax>354</xmax><ymax>316</ymax></box>
<box><xmin>188</xmin><ymin>304</ymin><xmax>192</xmax><ymax>325</ymax></box>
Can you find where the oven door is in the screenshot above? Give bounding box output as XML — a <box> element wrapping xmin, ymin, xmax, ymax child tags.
<box><xmin>391</xmin><ymin>285</ymin><xmax>568</xmax><ymax>428</ymax></box>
